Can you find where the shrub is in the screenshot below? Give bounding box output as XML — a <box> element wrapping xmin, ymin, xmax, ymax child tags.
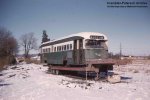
<box><xmin>0</xmin><ymin>57</ymin><xmax>8</xmax><ymax>71</ymax></box>
<box><xmin>148</xmin><ymin>56</ymin><xmax>150</xmax><ymax>60</ymax></box>
<box><xmin>0</xmin><ymin>27</ymin><xmax>18</xmax><ymax>70</ymax></box>
<box><xmin>133</xmin><ymin>69</ymin><xmax>139</xmax><ymax>73</ymax></box>
<box><xmin>0</xmin><ymin>56</ymin><xmax>17</xmax><ymax>71</ymax></box>
<box><xmin>145</xmin><ymin>70</ymin><xmax>150</xmax><ymax>73</ymax></box>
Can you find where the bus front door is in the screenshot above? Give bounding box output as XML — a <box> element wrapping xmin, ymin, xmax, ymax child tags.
<box><xmin>73</xmin><ymin>39</ymin><xmax>83</xmax><ymax>65</ymax></box>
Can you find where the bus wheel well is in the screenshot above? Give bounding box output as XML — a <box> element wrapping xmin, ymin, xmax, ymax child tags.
<box><xmin>44</xmin><ymin>60</ymin><xmax>47</xmax><ymax>63</ymax></box>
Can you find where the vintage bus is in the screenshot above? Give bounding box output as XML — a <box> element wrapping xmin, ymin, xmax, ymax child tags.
<box><xmin>40</xmin><ymin>32</ymin><xmax>114</xmax><ymax>78</ymax></box>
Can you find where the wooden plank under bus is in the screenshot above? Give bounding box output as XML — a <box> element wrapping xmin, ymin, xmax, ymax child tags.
<box><xmin>50</xmin><ymin>66</ymin><xmax>86</xmax><ymax>71</ymax></box>
<box><xmin>86</xmin><ymin>59</ymin><xmax>115</xmax><ymax>65</ymax></box>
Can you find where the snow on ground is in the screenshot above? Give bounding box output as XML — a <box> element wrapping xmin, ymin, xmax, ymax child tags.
<box><xmin>0</xmin><ymin>60</ymin><xmax>150</xmax><ymax>100</ymax></box>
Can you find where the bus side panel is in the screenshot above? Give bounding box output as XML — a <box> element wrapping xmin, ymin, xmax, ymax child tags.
<box><xmin>41</xmin><ymin>53</ymin><xmax>48</xmax><ymax>63</ymax></box>
<box><xmin>47</xmin><ymin>52</ymin><xmax>65</xmax><ymax>64</ymax></box>
<box><xmin>42</xmin><ymin>49</ymin><xmax>108</xmax><ymax>65</ymax></box>
<box><xmin>44</xmin><ymin>50</ymin><xmax>85</xmax><ymax>65</ymax></box>
<box><xmin>46</xmin><ymin>51</ymin><xmax>74</xmax><ymax>65</ymax></box>
<box><xmin>66</xmin><ymin>51</ymin><xmax>74</xmax><ymax>65</ymax></box>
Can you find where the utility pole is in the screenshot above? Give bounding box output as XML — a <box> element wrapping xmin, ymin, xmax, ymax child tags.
<box><xmin>120</xmin><ymin>43</ymin><xmax>122</xmax><ymax>59</ymax></box>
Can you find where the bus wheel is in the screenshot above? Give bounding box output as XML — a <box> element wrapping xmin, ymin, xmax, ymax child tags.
<box><xmin>51</xmin><ymin>70</ymin><xmax>55</xmax><ymax>74</ymax></box>
<box><xmin>55</xmin><ymin>70</ymin><xmax>59</xmax><ymax>75</ymax></box>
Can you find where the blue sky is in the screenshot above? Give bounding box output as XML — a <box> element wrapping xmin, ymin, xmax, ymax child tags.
<box><xmin>0</xmin><ymin>0</ymin><xmax>150</xmax><ymax>55</ymax></box>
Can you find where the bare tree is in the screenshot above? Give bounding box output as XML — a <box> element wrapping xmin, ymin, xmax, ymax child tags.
<box><xmin>0</xmin><ymin>27</ymin><xmax>18</xmax><ymax>68</ymax></box>
<box><xmin>20</xmin><ymin>33</ymin><xmax>37</xmax><ymax>58</ymax></box>
<box><xmin>0</xmin><ymin>27</ymin><xmax>18</xmax><ymax>57</ymax></box>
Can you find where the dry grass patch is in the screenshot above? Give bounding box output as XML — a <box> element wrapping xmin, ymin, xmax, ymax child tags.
<box><xmin>0</xmin><ymin>58</ymin><xmax>8</xmax><ymax>70</ymax></box>
<box><xmin>114</xmin><ymin>59</ymin><xmax>133</xmax><ymax>65</ymax></box>
<box><xmin>145</xmin><ymin>70</ymin><xmax>150</xmax><ymax>73</ymax></box>
<box><xmin>25</xmin><ymin>58</ymin><xmax>40</xmax><ymax>64</ymax></box>
<box><xmin>132</xmin><ymin>69</ymin><xmax>139</xmax><ymax>73</ymax></box>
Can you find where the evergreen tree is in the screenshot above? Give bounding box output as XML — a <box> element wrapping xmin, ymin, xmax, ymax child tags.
<box><xmin>42</xmin><ymin>30</ymin><xmax>50</xmax><ymax>43</ymax></box>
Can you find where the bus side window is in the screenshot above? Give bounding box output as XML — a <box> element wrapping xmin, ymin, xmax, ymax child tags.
<box><xmin>70</xmin><ymin>44</ymin><xmax>72</xmax><ymax>50</ymax></box>
<box><xmin>62</xmin><ymin>45</ymin><xmax>64</xmax><ymax>51</ymax></box>
<box><xmin>67</xmin><ymin>44</ymin><xmax>69</xmax><ymax>50</ymax></box>
<box><xmin>64</xmin><ymin>45</ymin><xmax>66</xmax><ymax>51</ymax></box>
<box><xmin>59</xmin><ymin>46</ymin><xmax>61</xmax><ymax>51</ymax></box>
<box><xmin>54</xmin><ymin>47</ymin><xmax>56</xmax><ymax>52</ymax></box>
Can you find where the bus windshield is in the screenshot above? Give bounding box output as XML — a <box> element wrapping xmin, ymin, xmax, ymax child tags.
<box><xmin>85</xmin><ymin>39</ymin><xmax>107</xmax><ymax>48</ymax></box>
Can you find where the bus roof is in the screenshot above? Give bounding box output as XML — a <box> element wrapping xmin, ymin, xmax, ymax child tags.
<box><xmin>42</xmin><ymin>32</ymin><xmax>107</xmax><ymax>45</ymax></box>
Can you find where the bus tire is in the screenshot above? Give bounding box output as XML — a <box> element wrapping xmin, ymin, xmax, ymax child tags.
<box><xmin>55</xmin><ymin>70</ymin><xmax>59</xmax><ymax>75</ymax></box>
